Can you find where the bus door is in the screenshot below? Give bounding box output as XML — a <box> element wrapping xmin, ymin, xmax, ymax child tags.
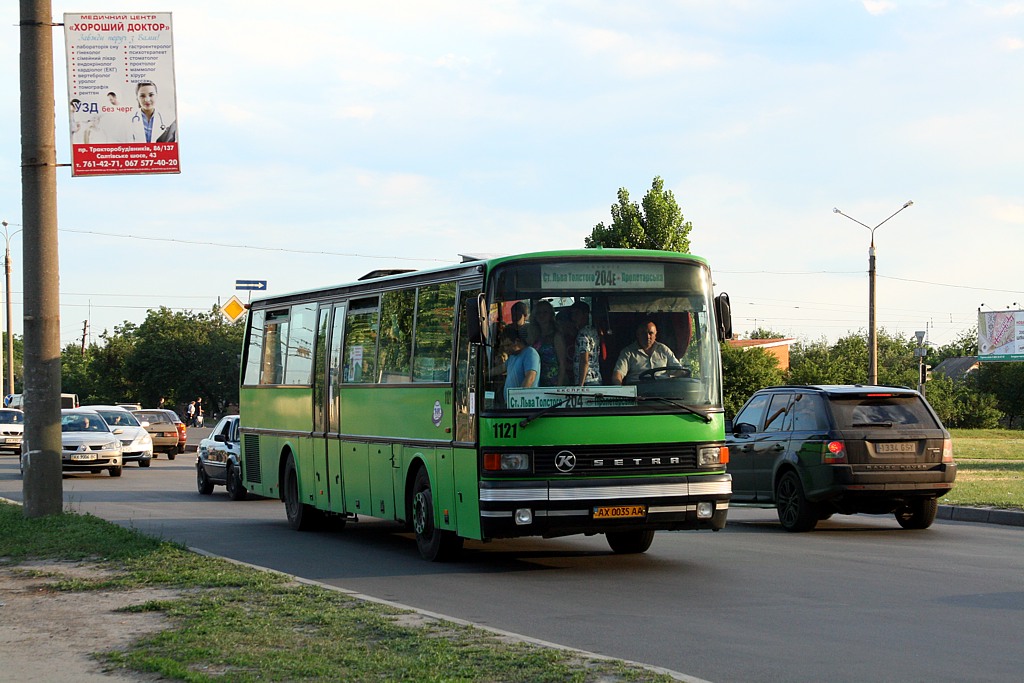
<box><xmin>314</xmin><ymin>303</ymin><xmax>348</xmax><ymax>514</ymax></box>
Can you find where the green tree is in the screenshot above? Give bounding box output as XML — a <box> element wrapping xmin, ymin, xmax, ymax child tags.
<box><xmin>789</xmin><ymin>330</ymin><xmax>918</xmax><ymax>387</ymax></box>
<box><xmin>935</xmin><ymin>327</ymin><xmax>978</xmax><ymax>361</ymax></box>
<box><xmin>977</xmin><ymin>362</ymin><xmax>1024</xmax><ymax>428</ymax></box>
<box><xmin>721</xmin><ymin>342</ymin><xmax>784</xmax><ymax>418</ymax></box>
<box><xmin>585</xmin><ymin>176</ymin><xmax>692</xmax><ymax>252</ymax></box>
<box><xmin>924</xmin><ymin>374</ymin><xmax>1002</xmax><ymax>428</ymax></box>
<box><xmin>59</xmin><ymin>307</ymin><xmax>244</xmax><ymax>416</ymax></box>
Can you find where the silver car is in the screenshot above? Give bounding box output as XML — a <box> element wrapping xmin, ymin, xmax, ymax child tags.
<box><xmin>21</xmin><ymin>409</ymin><xmax>123</xmax><ymax>477</ymax></box>
<box><xmin>196</xmin><ymin>414</ymin><xmax>246</xmax><ymax>499</ymax></box>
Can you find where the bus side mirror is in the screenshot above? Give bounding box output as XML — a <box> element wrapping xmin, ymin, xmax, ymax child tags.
<box><xmin>715</xmin><ymin>292</ymin><xmax>733</xmax><ymax>341</ymax></box>
<box><xmin>467</xmin><ymin>293</ymin><xmax>489</xmax><ymax>344</ymax></box>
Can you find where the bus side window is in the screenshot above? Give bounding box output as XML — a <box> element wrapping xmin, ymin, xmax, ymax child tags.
<box><xmin>343</xmin><ymin>298</ymin><xmax>379</xmax><ymax>383</ymax></box>
<box><xmin>413</xmin><ymin>282</ymin><xmax>456</xmax><ymax>382</ymax></box>
<box><xmin>378</xmin><ymin>288</ymin><xmax>415</xmax><ymax>383</ymax></box>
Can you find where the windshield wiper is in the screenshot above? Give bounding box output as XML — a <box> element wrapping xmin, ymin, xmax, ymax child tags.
<box><xmin>635</xmin><ymin>396</ymin><xmax>712</xmax><ymax>423</ymax></box>
<box><xmin>518</xmin><ymin>392</ymin><xmax>628</xmax><ymax>428</ymax></box>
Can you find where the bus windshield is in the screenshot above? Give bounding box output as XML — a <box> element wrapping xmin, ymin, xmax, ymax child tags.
<box><xmin>483</xmin><ymin>258</ymin><xmax>722</xmax><ymax>413</ymax></box>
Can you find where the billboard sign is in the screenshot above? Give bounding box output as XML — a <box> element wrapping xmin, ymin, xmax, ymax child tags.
<box><xmin>978</xmin><ymin>310</ymin><xmax>1024</xmax><ymax>362</ymax></box>
<box><xmin>64</xmin><ymin>13</ymin><xmax>179</xmax><ymax>177</ymax></box>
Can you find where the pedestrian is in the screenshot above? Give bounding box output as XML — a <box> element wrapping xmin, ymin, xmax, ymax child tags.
<box><xmin>186</xmin><ymin>400</ymin><xmax>196</xmax><ymax>426</ymax></box>
<box><xmin>195</xmin><ymin>398</ymin><xmax>204</xmax><ymax>427</ymax></box>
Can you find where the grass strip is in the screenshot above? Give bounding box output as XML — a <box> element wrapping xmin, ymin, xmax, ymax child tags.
<box><xmin>0</xmin><ymin>502</ymin><xmax>675</xmax><ymax>683</ymax></box>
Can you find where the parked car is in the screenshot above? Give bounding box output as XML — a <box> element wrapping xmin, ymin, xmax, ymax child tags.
<box><xmin>80</xmin><ymin>405</ymin><xmax>153</xmax><ymax>467</ymax></box>
<box><xmin>21</xmin><ymin>408</ymin><xmax>123</xmax><ymax>477</ymax></box>
<box><xmin>132</xmin><ymin>409</ymin><xmax>186</xmax><ymax>458</ymax></box>
<box><xmin>0</xmin><ymin>408</ymin><xmax>25</xmax><ymax>454</ymax></box>
<box><xmin>726</xmin><ymin>385</ymin><xmax>956</xmax><ymax>531</ymax></box>
<box><xmin>196</xmin><ymin>414</ymin><xmax>246</xmax><ymax>500</ymax></box>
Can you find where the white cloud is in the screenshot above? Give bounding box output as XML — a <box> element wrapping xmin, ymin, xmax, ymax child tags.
<box><xmin>861</xmin><ymin>1</ymin><xmax>898</xmax><ymax>16</ymax></box>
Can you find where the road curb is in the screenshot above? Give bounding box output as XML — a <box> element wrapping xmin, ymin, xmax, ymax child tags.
<box><xmin>938</xmin><ymin>505</ymin><xmax>1024</xmax><ymax>527</ymax></box>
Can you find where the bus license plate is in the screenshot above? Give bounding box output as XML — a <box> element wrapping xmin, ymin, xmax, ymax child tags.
<box><xmin>593</xmin><ymin>505</ymin><xmax>646</xmax><ymax>519</ymax></box>
<box><xmin>876</xmin><ymin>442</ymin><xmax>915</xmax><ymax>454</ymax></box>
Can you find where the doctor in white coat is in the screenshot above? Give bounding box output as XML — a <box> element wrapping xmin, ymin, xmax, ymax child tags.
<box><xmin>129</xmin><ymin>81</ymin><xmax>176</xmax><ymax>143</ymax></box>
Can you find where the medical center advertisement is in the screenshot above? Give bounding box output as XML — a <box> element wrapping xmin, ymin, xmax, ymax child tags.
<box><xmin>64</xmin><ymin>13</ymin><xmax>179</xmax><ymax>177</ymax></box>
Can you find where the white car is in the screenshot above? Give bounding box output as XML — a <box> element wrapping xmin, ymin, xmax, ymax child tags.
<box><xmin>0</xmin><ymin>408</ymin><xmax>25</xmax><ymax>454</ymax></box>
<box><xmin>81</xmin><ymin>405</ymin><xmax>154</xmax><ymax>467</ymax></box>
<box><xmin>21</xmin><ymin>409</ymin><xmax>123</xmax><ymax>477</ymax></box>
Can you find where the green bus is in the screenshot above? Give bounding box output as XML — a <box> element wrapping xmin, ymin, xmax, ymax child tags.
<box><xmin>239</xmin><ymin>249</ymin><xmax>733</xmax><ymax>561</ymax></box>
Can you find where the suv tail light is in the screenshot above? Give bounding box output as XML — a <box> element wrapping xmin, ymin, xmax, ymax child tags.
<box><xmin>823</xmin><ymin>440</ymin><xmax>847</xmax><ymax>464</ymax></box>
<box><xmin>941</xmin><ymin>438</ymin><xmax>954</xmax><ymax>463</ymax></box>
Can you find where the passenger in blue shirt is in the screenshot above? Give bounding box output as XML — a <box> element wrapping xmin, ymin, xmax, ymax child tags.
<box><xmin>501</xmin><ymin>325</ymin><xmax>540</xmax><ymax>404</ymax></box>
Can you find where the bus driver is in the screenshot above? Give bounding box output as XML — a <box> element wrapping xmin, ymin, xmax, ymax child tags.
<box><xmin>611</xmin><ymin>321</ymin><xmax>683</xmax><ymax>385</ymax></box>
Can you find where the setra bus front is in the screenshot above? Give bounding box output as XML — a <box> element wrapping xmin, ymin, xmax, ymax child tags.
<box><xmin>473</xmin><ymin>252</ymin><xmax>732</xmax><ymax>554</ymax></box>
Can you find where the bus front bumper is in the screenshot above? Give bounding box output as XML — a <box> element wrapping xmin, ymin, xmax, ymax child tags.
<box><xmin>478</xmin><ymin>473</ymin><xmax>731</xmax><ymax>539</ymax></box>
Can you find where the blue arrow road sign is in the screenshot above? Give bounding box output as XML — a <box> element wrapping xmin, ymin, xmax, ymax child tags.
<box><xmin>235</xmin><ymin>280</ymin><xmax>267</xmax><ymax>291</ymax></box>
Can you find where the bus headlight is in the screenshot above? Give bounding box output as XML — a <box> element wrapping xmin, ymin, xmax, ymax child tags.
<box><xmin>483</xmin><ymin>452</ymin><xmax>531</xmax><ymax>472</ymax></box>
<box><xmin>515</xmin><ymin>508</ymin><xmax>533</xmax><ymax>525</ymax></box>
<box><xmin>698</xmin><ymin>446</ymin><xmax>727</xmax><ymax>466</ymax></box>
<box><xmin>697</xmin><ymin>502</ymin><xmax>714</xmax><ymax>519</ymax></box>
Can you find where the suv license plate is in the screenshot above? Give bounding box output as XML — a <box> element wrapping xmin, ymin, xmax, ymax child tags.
<box><xmin>876</xmin><ymin>442</ymin><xmax>916</xmax><ymax>454</ymax></box>
<box><xmin>593</xmin><ymin>505</ymin><xmax>646</xmax><ymax>519</ymax></box>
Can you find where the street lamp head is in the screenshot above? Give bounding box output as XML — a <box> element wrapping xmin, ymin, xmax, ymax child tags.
<box><xmin>832</xmin><ymin>208</ymin><xmax>840</xmax><ymax>214</ymax></box>
<box><xmin>903</xmin><ymin>200</ymin><xmax>914</xmax><ymax>209</ymax></box>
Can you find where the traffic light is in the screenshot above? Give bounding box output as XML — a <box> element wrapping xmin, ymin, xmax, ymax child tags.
<box><xmin>920</xmin><ymin>364</ymin><xmax>932</xmax><ymax>384</ymax></box>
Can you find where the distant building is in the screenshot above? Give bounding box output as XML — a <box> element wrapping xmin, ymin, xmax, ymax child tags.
<box><xmin>727</xmin><ymin>338</ymin><xmax>796</xmax><ymax>371</ymax></box>
<box><xmin>932</xmin><ymin>356</ymin><xmax>980</xmax><ymax>382</ymax></box>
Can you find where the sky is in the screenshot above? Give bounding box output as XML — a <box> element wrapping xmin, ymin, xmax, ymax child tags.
<box><xmin>1</xmin><ymin>0</ymin><xmax>1022</xmax><ymax>352</ymax></box>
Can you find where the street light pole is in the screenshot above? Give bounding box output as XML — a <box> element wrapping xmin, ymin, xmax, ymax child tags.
<box><xmin>2</xmin><ymin>221</ymin><xmax>22</xmax><ymax>398</ymax></box>
<box><xmin>833</xmin><ymin>200</ymin><xmax>914</xmax><ymax>385</ymax></box>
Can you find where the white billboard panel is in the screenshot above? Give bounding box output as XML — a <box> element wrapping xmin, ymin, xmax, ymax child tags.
<box><xmin>64</xmin><ymin>13</ymin><xmax>179</xmax><ymax>177</ymax></box>
<box><xmin>978</xmin><ymin>310</ymin><xmax>1024</xmax><ymax>362</ymax></box>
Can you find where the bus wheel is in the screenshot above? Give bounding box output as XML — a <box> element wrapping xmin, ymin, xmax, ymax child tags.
<box><xmin>606</xmin><ymin>530</ymin><xmax>655</xmax><ymax>554</ymax></box>
<box><xmin>226</xmin><ymin>462</ymin><xmax>248</xmax><ymax>501</ymax></box>
<box><xmin>411</xmin><ymin>468</ymin><xmax>463</xmax><ymax>562</ymax></box>
<box><xmin>284</xmin><ymin>455</ymin><xmax>318</xmax><ymax>530</ymax></box>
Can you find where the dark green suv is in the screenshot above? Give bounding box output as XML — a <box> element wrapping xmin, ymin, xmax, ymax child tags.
<box><xmin>726</xmin><ymin>385</ymin><xmax>956</xmax><ymax>531</ymax></box>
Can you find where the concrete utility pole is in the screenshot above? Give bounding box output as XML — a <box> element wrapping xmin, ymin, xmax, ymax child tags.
<box><xmin>833</xmin><ymin>200</ymin><xmax>914</xmax><ymax>386</ymax></box>
<box><xmin>20</xmin><ymin>0</ymin><xmax>63</xmax><ymax>517</ymax></box>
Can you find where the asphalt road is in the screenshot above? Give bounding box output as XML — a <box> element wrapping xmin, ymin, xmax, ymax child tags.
<box><xmin>1</xmin><ymin>448</ymin><xmax>1021</xmax><ymax>683</ymax></box>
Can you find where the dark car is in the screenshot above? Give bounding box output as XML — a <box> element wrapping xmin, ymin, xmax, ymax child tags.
<box><xmin>196</xmin><ymin>414</ymin><xmax>246</xmax><ymax>500</ymax></box>
<box><xmin>726</xmin><ymin>385</ymin><xmax>955</xmax><ymax>531</ymax></box>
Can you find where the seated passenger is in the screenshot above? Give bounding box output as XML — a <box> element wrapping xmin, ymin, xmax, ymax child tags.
<box><xmin>500</xmin><ymin>325</ymin><xmax>540</xmax><ymax>403</ymax></box>
<box><xmin>611</xmin><ymin>321</ymin><xmax>682</xmax><ymax>385</ymax></box>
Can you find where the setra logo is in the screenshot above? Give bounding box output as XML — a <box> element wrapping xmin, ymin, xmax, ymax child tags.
<box><xmin>554</xmin><ymin>450</ymin><xmax>577</xmax><ymax>473</ymax></box>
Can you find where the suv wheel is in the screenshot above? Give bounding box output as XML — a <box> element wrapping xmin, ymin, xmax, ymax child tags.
<box><xmin>775</xmin><ymin>471</ymin><xmax>818</xmax><ymax>532</ymax></box>
<box><xmin>895</xmin><ymin>497</ymin><xmax>938</xmax><ymax>530</ymax></box>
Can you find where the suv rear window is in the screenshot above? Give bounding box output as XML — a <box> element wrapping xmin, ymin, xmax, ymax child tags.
<box><xmin>828</xmin><ymin>395</ymin><xmax>939</xmax><ymax>429</ymax></box>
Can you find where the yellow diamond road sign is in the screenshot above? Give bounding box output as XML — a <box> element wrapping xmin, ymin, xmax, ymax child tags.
<box><xmin>221</xmin><ymin>295</ymin><xmax>246</xmax><ymax>322</ymax></box>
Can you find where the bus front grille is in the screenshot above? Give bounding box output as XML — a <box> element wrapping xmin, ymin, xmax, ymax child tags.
<box><xmin>532</xmin><ymin>443</ymin><xmax>698</xmax><ymax>476</ymax></box>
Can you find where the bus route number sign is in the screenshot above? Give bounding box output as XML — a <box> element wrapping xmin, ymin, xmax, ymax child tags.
<box><xmin>593</xmin><ymin>505</ymin><xmax>647</xmax><ymax>519</ymax></box>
